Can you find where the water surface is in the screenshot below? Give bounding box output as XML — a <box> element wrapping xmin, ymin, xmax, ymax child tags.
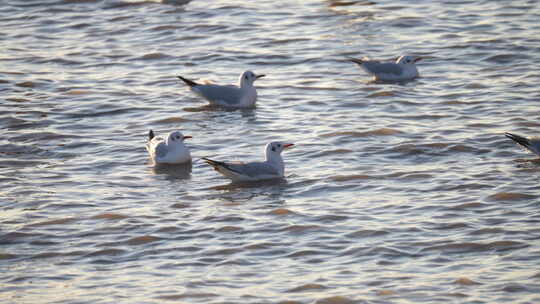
<box><xmin>1</xmin><ymin>0</ymin><xmax>540</xmax><ymax>303</ymax></box>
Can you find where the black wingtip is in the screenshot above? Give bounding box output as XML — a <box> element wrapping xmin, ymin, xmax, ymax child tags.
<box><xmin>148</xmin><ymin>130</ymin><xmax>155</xmax><ymax>140</ymax></box>
<box><xmin>505</xmin><ymin>132</ymin><xmax>530</xmax><ymax>148</ymax></box>
<box><xmin>349</xmin><ymin>57</ymin><xmax>364</xmax><ymax>65</ymax></box>
<box><xmin>201</xmin><ymin>157</ymin><xmax>219</xmax><ymax>165</ymax></box>
<box><xmin>177</xmin><ymin>75</ymin><xmax>199</xmax><ymax>87</ymax></box>
<box><xmin>201</xmin><ymin>157</ymin><xmax>221</xmax><ymax>171</ymax></box>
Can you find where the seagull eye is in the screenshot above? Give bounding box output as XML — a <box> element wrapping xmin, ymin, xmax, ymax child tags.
<box><xmin>176</xmin><ymin>135</ymin><xmax>181</xmax><ymax>140</ymax></box>
<box><xmin>277</xmin><ymin>144</ymin><xmax>281</xmax><ymax>147</ymax></box>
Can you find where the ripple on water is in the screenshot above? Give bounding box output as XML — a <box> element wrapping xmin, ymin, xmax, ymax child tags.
<box><xmin>215</xmin><ymin>225</ymin><xmax>243</xmax><ymax>233</ymax></box>
<box><xmin>0</xmin><ymin>253</ymin><xmax>18</xmax><ymax>260</ymax></box>
<box><xmin>314</xmin><ymin>296</ymin><xmax>357</xmax><ymax>304</ymax></box>
<box><xmin>467</xmin><ymin>227</ymin><xmax>506</xmax><ymax>236</ymax></box>
<box><xmin>322</xmin><ymin>128</ymin><xmax>403</xmax><ymax>138</ymax></box>
<box><xmin>486</xmin><ymin>192</ymin><xmax>537</xmax><ymax>202</ymax></box>
<box><xmin>155</xmin><ymin>292</ymin><xmax>220</xmax><ymax>301</ymax></box>
<box><xmin>151</xmin><ymin>116</ymin><xmax>192</xmax><ymax>124</ymax></box>
<box><xmin>281</xmin><ymin>224</ymin><xmax>322</xmax><ymax>234</ymax></box>
<box><xmin>124</xmin><ymin>235</ymin><xmax>162</xmax><ymax>246</ymax></box>
<box><xmin>287</xmin><ymin>283</ymin><xmax>327</xmax><ymax>293</ymax></box>
<box><xmin>484</xmin><ymin>53</ymin><xmax>529</xmax><ymax>63</ymax></box>
<box><xmin>330</xmin><ymin>174</ymin><xmax>372</xmax><ymax>182</ymax></box>
<box><xmin>90</xmin><ymin>213</ymin><xmax>129</xmax><ymax>220</ymax></box>
<box><xmin>366</xmin><ymin>90</ymin><xmax>398</xmax><ymax>98</ymax></box>
<box><xmin>26</xmin><ymin>217</ymin><xmax>77</xmax><ymax>227</ymax></box>
<box><xmin>268</xmin><ymin>208</ymin><xmax>296</xmax><ymax>215</ymax></box>
<box><xmin>85</xmin><ymin>248</ymin><xmax>126</xmax><ymax>258</ymax></box>
<box><xmin>310</xmin><ymin>148</ymin><xmax>354</xmax><ymax>158</ymax></box>
<box><xmin>421</xmin><ymin>241</ymin><xmax>528</xmax><ymax>254</ymax></box>
<box><xmin>14</xmin><ymin>81</ymin><xmax>38</xmax><ymax>88</ymax></box>
<box><xmin>376</xmin><ymin>289</ymin><xmax>396</xmax><ymax>296</ymax></box>
<box><xmin>135</xmin><ymin>52</ymin><xmax>174</xmax><ymax>61</ymax></box>
<box><xmin>29</xmin><ymin>240</ymin><xmax>59</xmax><ymax>246</ymax></box>
<box><xmin>345</xmin><ymin>229</ymin><xmax>389</xmax><ymax>239</ymax></box>
<box><xmin>454</xmin><ymin>277</ymin><xmax>482</xmax><ymax>286</ymax></box>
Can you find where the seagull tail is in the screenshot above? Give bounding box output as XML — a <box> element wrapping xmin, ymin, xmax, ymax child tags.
<box><xmin>201</xmin><ymin>157</ymin><xmax>241</xmax><ymax>174</ymax></box>
<box><xmin>177</xmin><ymin>75</ymin><xmax>199</xmax><ymax>87</ymax></box>
<box><xmin>349</xmin><ymin>58</ymin><xmax>364</xmax><ymax>65</ymax></box>
<box><xmin>148</xmin><ymin>129</ymin><xmax>155</xmax><ymax>141</ymax></box>
<box><xmin>201</xmin><ymin>157</ymin><xmax>222</xmax><ymax>169</ymax></box>
<box><xmin>505</xmin><ymin>132</ymin><xmax>530</xmax><ymax>148</ymax></box>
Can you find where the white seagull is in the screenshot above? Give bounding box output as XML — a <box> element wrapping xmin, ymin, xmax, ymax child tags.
<box><xmin>349</xmin><ymin>55</ymin><xmax>422</xmax><ymax>82</ymax></box>
<box><xmin>505</xmin><ymin>132</ymin><xmax>540</xmax><ymax>157</ymax></box>
<box><xmin>146</xmin><ymin>130</ymin><xmax>192</xmax><ymax>164</ymax></box>
<box><xmin>202</xmin><ymin>141</ymin><xmax>294</xmax><ymax>182</ymax></box>
<box><xmin>177</xmin><ymin>70</ymin><xmax>265</xmax><ymax>108</ymax></box>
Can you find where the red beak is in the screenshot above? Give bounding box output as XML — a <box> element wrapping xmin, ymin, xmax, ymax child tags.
<box><xmin>414</xmin><ymin>57</ymin><xmax>422</xmax><ymax>63</ymax></box>
<box><xmin>283</xmin><ymin>143</ymin><xmax>294</xmax><ymax>148</ymax></box>
<box><xmin>183</xmin><ymin>136</ymin><xmax>192</xmax><ymax>140</ymax></box>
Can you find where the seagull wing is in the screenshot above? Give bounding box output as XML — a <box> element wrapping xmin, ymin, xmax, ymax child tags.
<box><xmin>228</xmin><ymin>162</ymin><xmax>280</xmax><ymax>178</ymax></box>
<box><xmin>154</xmin><ymin>141</ymin><xmax>169</xmax><ymax>158</ymax></box>
<box><xmin>362</xmin><ymin>62</ymin><xmax>403</xmax><ymax>75</ymax></box>
<box><xmin>203</xmin><ymin>158</ymin><xmax>280</xmax><ymax>181</ymax></box>
<box><xmin>193</xmin><ymin>84</ymin><xmax>242</xmax><ymax>105</ymax></box>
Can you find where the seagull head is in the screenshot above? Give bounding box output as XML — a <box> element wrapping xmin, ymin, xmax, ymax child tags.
<box><xmin>266</xmin><ymin>141</ymin><xmax>294</xmax><ymax>156</ymax></box>
<box><xmin>396</xmin><ymin>55</ymin><xmax>422</xmax><ymax>65</ymax></box>
<box><xmin>166</xmin><ymin>131</ymin><xmax>192</xmax><ymax>145</ymax></box>
<box><xmin>240</xmin><ymin>70</ymin><xmax>265</xmax><ymax>87</ymax></box>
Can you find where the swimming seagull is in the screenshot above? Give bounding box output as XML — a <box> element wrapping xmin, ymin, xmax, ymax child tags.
<box><xmin>349</xmin><ymin>55</ymin><xmax>422</xmax><ymax>82</ymax></box>
<box><xmin>505</xmin><ymin>132</ymin><xmax>540</xmax><ymax>157</ymax></box>
<box><xmin>177</xmin><ymin>70</ymin><xmax>265</xmax><ymax>108</ymax></box>
<box><xmin>146</xmin><ymin>130</ymin><xmax>192</xmax><ymax>164</ymax></box>
<box><xmin>202</xmin><ymin>141</ymin><xmax>294</xmax><ymax>182</ymax></box>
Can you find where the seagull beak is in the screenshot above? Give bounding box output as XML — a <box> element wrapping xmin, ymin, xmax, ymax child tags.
<box><xmin>283</xmin><ymin>143</ymin><xmax>294</xmax><ymax>149</ymax></box>
<box><xmin>255</xmin><ymin>74</ymin><xmax>266</xmax><ymax>79</ymax></box>
<box><xmin>183</xmin><ymin>136</ymin><xmax>192</xmax><ymax>140</ymax></box>
<box><xmin>414</xmin><ymin>57</ymin><xmax>422</xmax><ymax>63</ymax></box>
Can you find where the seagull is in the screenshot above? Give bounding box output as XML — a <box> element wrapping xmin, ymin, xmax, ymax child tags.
<box><xmin>177</xmin><ymin>70</ymin><xmax>265</xmax><ymax>108</ymax></box>
<box><xmin>202</xmin><ymin>141</ymin><xmax>294</xmax><ymax>182</ymax></box>
<box><xmin>146</xmin><ymin>130</ymin><xmax>192</xmax><ymax>164</ymax></box>
<box><xmin>505</xmin><ymin>132</ymin><xmax>540</xmax><ymax>157</ymax></box>
<box><xmin>349</xmin><ymin>55</ymin><xmax>421</xmax><ymax>82</ymax></box>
